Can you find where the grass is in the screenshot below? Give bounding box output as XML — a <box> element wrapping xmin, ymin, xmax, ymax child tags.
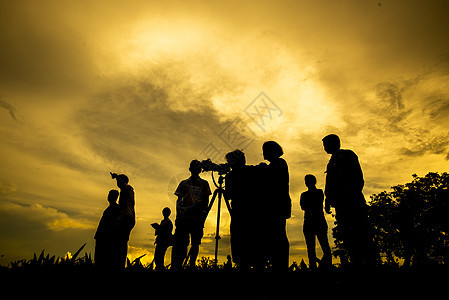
<box><xmin>1</xmin><ymin>245</ymin><xmax>448</xmax><ymax>299</ymax></box>
<box><xmin>2</xmin><ymin>243</ymin><xmax>449</xmax><ymax>275</ymax></box>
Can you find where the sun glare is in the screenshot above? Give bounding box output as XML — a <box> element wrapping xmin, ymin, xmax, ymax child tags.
<box><xmin>120</xmin><ymin>21</ymin><xmax>209</xmax><ymax>69</ymax></box>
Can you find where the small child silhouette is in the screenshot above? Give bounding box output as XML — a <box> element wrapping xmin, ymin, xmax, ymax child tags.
<box><xmin>300</xmin><ymin>174</ymin><xmax>332</xmax><ymax>270</ymax></box>
<box><xmin>152</xmin><ymin>207</ymin><xmax>174</xmax><ymax>270</ymax></box>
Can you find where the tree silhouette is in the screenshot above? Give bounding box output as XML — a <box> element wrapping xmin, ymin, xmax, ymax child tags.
<box><xmin>368</xmin><ymin>172</ymin><xmax>449</xmax><ymax>267</ymax></box>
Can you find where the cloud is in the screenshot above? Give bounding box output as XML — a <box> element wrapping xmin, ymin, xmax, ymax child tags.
<box><xmin>0</xmin><ymin>199</ymin><xmax>96</xmax><ymax>263</ymax></box>
<box><xmin>376</xmin><ymin>82</ymin><xmax>405</xmax><ymax>110</ymax></box>
<box><xmin>0</xmin><ymin>182</ymin><xmax>19</xmax><ymax>195</ymax></box>
<box><xmin>399</xmin><ymin>133</ymin><xmax>449</xmax><ymax>158</ymax></box>
<box><xmin>0</xmin><ymin>99</ymin><xmax>21</xmax><ymax>122</ymax></box>
<box><xmin>75</xmin><ymin>75</ymin><xmax>226</xmax><ymax>179</ymax></box>
<box><xmin>422</xmin><ymin>98</ymin><xmax>449</xmax><ymax>123</ymax></box>
<box><xmin>0</xmin><ymin>201</ymin><xmax>95</xmax><ymax>232</ymax></box>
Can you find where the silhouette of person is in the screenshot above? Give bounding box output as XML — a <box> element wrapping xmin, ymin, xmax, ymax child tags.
<box><xmin>171</xmin><ymin>160</ymin><xmax>211</xmax><ymax>269</ymax></box>
<box><xmin>224</xmin><ymin>149</ymin><xmax>266</xmax><ymax>271</ymax></box>
<box><xmin>152</xmin><ymin>207</ymin><xmax>174</xmax><ymax>270</ymax></box>
<box><xmin>110</xmin><ymin>172</ymin><xmax>136</xmax><ymax>270</ymax></box>
<box><xmin>322</xmin><ymin>134</ymin><xmax>376</xmax><ymax>268</ymax></box>
<box><xmin>224</xmin><ymin>254</ymin><xmax>233</xmax><ymax>271</ymax></box>
<box><xmin>300</xmin><ymin>174</ymin><xmax>332</xmax><ymax>270</ymax></box>
<box><xmin>94</xmin><ymin>189</ymin><xmax>120</xmax><ymax>271</ymax></box>
<box><xmin>262</xmin><ymin>141</ymin><xmax>291</xmax><ymax>271</ymax></box>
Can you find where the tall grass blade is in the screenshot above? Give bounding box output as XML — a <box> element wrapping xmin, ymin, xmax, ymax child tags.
<box><xmin>132</xmin><ymin>254</ymin><xmax>146</xmax><ymax>265</ymax></box>
<box><xmin>71</xmin><ymin>243</ymin><xmax>86</xmax><ymax>262</ymax></box>
<box><xmin>38</xmin><ymin>249</ymin><xmax>45</xmax><ymax>264</ymax></box>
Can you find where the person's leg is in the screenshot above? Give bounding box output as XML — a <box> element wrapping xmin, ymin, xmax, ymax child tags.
<box><xmin>94</xmin><ymin>239</ymin><xmax>105</xmax><ymax>270</ymax></box>
<box><xmin>188</xmin><ymin>243</ymin><xmax>199</xmax><ymax>267</ymax></box>
<box><xmin>272</xmin><ymin>218</ymin><xmax>289</xmax><ymax>272</ymax></box>
<box><xmin>189</xmin><ymin>220</ymin><xmax>204</xmax><ymax>268</ymax></box>
<box><xmin>117</xmin><ymin>239</ymin><xmax>128</xmax><ymax>270</ymax></box>
<box><xmin>116</xmin><ymin>216</ymin><xmax>135</xmax><ymax>271</ymax></box>
<box><xmin>317</xmin><ymin>229</ymin><xmax>332</xmax><ymax>267</ymax></box>
<box><xmin>154</xmin><ymin>244</ymin><xmax>164</xmax><ymax>270</ymax></box>
<box><xmin>282</xmin><ymin>219</ymin><xmax>290</xmax><ymax>271</ymax></box>
<box><xmin>160</xmin><ymin>245</ymin><xmax>168</xmax><ymax>269</ymax></box>
<box><xmin>230</xmin><ymin>217</ymin><xmax>242</xmax><ymax>265</ymax></box>
<box><xmin>172</xmin><ymin>226</ymin><xmax>189</xmax><ymax>270</ymax></box>
<box><xmin>304</xmin><ymin>230</ymin><xmax>317</xmax><ymax>270</ymax></box>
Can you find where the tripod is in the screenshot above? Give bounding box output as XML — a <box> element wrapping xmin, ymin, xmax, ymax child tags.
<box><xmin>181</xmin><ymin>171</ymin><xmax>232</xmax><ymax>267</ymax></box>
<box><xmin>205</xmin><ymin>172</ymin><xmax>232</xmax><ymax>264</ymax></box>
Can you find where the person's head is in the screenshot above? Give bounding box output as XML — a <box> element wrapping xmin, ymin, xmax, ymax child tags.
<box><xmin>304</xmin><ymin>174</ymin><xmax>317</xmax><ymax>189</ymax></box>
<box><xmin>108</xmin><ymin>189</ymin><xmax>119</xmax><ymax>204</ymax></box>
<box><xmin>189</xmin><ymin>160</ymin><xmax>202</xmax><ymax>176</ymax></box>
<box><xmin>162</xmin><ymin>207</ymin><xmax>171</xmax><ymax>218</ymax></box>
<box><xmin>116</xmin><ymin>174</ymin><xmax>129</xmax><ymax>188</ymax></box>
<box><xmin>322</xmin><ymin>134</ymin><xmax>341</xmax><ymax>154</ymax></box>
<box><xmin>262</xmin><ymin>141</ymin><xmax>283</xmax><ymax>162</ymax></box>
<box><xmin>225</xmin><ymin>149</ymin><xmax>246</xmax><ymax>169</ymax></box>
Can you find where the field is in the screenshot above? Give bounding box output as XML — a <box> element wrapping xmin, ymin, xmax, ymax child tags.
<box><xmin>1</xmin><ymin>244</ymin><xmax>447</xmax><ymax>299</ymax></box>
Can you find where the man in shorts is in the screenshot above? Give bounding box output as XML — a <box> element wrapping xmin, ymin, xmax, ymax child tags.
<box><xmin>171</xmin><ymin>160</ymin><xmax>211</xmax><ymax>269</ymax></box>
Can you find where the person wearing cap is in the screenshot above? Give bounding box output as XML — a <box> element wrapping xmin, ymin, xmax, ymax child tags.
<box><xmin>111</xmin><ymin>172</ymin><xmax>136</xmax><ymax>270</ymax></box>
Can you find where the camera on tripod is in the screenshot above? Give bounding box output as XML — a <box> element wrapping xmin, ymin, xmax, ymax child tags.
<box><xmin>200</xmin><ymin>159</ymin><xmax>230</xmax><ymax>175</ymax></box>
<box><xmin>199</xmin><ymin>159</ymin><xmax>232</xmax><ymax>264</ymax></box>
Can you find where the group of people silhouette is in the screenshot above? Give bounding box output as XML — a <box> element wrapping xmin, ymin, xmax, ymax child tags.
<box><xmin>94</xmin><ymin>134</ymin><xmax>377</xmax><ymax>271</ymax></box>
<box><xmin>94</xmin><ymin>173</ymin><xmax>135</xmax><ymax>271</ymax></box>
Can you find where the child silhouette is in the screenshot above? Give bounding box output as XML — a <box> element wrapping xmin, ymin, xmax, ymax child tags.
<box><xmin>152</xmin><ymin>207</ymin><xmax>174</xmax><ymax>270</ymax></box>
<box><xmin>300</xmin><ymin>174</ymin><xmax>332</xmax><ymax>270</ymax></box>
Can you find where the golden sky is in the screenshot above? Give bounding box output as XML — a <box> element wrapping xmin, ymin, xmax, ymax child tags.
<box><xmin>1</xmin><ymin>0</ymin><xmax>449</xmax><ymax>265</ymax></box>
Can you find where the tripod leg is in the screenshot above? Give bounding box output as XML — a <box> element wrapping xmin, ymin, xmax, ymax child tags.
<box><xmin>214</xmin><ymin>190</ymin><xmax>222</xmax><ymax>265</ymax></box>
<box><xmin>223</xmin><ymin>193</ymin><xmax>232</xmax><ymax>217</ymax></box>
<box><xmin>205</xmin><ymin>189</ymin><xmax>219</xmax><ymax>217</ymax></box>
<box><xmin>182</xmin><ymin>247</ymin><xmax>192</xmax><ymax>267</ymax></box>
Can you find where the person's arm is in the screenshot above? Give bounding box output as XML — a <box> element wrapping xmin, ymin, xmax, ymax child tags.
<box><xmin>299</xmin><ymin>193</ymin><xmax>305</xmax><ymax>211</ymax></box>
<box><xmin>351</xmin><ymin>152</ymin><xmax>365</xmax><ymax>193</ymax></box>
<box><xmin>324</xmin><ymin>162</ymin><xmax>337</xmax><ymax>213</ymax></box>
<box><xmin>281</xmin><ymin>159</ymin><xmax>292</xmax><ymax>219</ymax></box>
<box><xmin>176</xmin><ymin>195</ymin><xmax>184</xmax><ymax>215</ymax></box>
<box><xmin>319</xmin><ymin>188</ymin><xmax>329</xmax><ymax>214</ymax></box>
<box><xmin>174</xmin><ymin>181</ymin><xmax>185</xmax><ymax>215</ymax></box>
<box><xmin>202</xmin><ymin>181</ymin><xmax>211</xmax><ymax>210</ymax></box>
<box><xmin>324</xmin><ymin>190</ymin><xmax>332</xmax><ymax>214</ymax></box>
<box><xmin>224</xmin><ymin>173</ymin><xmax>232</xmax><ymax>200</ymax></box>
<box><xmin>151</xmin><ymin>223</ymin><xmax>161</xmax><ymax>230</ymax></box>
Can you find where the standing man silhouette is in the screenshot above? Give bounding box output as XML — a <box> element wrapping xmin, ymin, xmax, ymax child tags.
<box><xmin>111</xmin><ymin>172</ymin><xmax>135</xmax><ymax>270</ymax></box>
<box><xmin>171</xmin><ymin>160</ymin><xmax>211</xmax><ymax>269</ymax></box>
<box><xmin>322</xmin><ymin>134</ymin><xmax>376</xmax><ymax>268</ymax></box>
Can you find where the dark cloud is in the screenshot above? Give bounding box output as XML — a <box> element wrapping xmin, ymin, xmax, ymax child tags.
<box><xmin>376</xmin><ymin>82</ymin><xmax>405</xmax><ymax>110</ymax></box>
<box><xmin>74</xmin><ymin>73</ymin><xmax>229</xmax><ymax>185</ymax></box>
<box><xmin>400</xmin><ymin>133</ymin><xmax>449</xmax><ymax>158</ymax></box>
<box><xmin>0</xmin><ymin>99</ymin><xmax>20</xmax><ymax>122</ymax></box>
<box><xmin>422</xmin><ymin>97</ymin><xmax>449</xmax><ymax>124</ymax></box>
<box><xmin>0</xmin><ymin>200</ymin><xmax>95</xmax><ymax>263</ymax></box>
